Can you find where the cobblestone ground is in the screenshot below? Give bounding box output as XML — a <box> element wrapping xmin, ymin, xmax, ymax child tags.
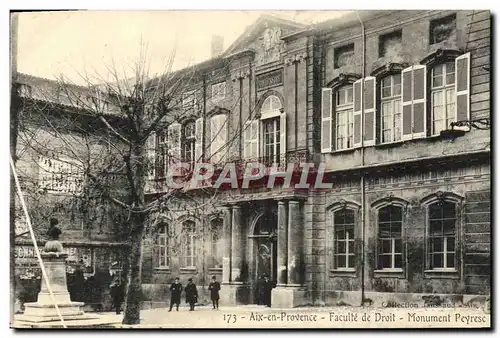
<box><xmin>104</xmin><ymin>304</ymin><xmax>490</xmax><ymax>329</ymax></box>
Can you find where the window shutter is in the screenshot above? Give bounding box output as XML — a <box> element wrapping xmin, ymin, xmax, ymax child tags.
<box><xmin>401</xmin><ymin>65</ymin><xmax>427</xmax><ymax>140</ymax></box>
<box><xmin>252</xmin><ymin>119</ymin><xmax>260</xmax><ymax>159</ymax></box>
<box><xmin>243</xmin><ymin>120</ymin><xmax>259</xmax><ymax>159</ymax></box>
<box><xmin>321</xmin><ymin>88</ymin><xmax>333</xmax><ymax>153</ymax></box>
<box><xmin>401</xmin><ymin>66</ymin><xmax>414</xmax><ymax>141</ymax></box>
<box><xmin>353</xmin><ymin>79</ymin><xmax>363</xmax><ymax>148</ymax></box>
<box><xmin>363</xmin><ymin>77</ymin><xmax>376</xmax><ymax>146</ymax></box>
<box><xmin>146</xmin><ymin>133</ymin><xmax>156</xmax><ymax>180</ymax></box>
<box><xmin>195</xmin><ymin>117</ymin><xmax>204</xmax><ymax>162</ymax></box>
<box><xmin>412</xmin><ymin>65</ymin><xmax>426</xmax><ymax>138</ymax></box>
<box><xmin>210</xmin><ymin>114</ymin><xmax>227</xmax><ymax>164</ymax></box>
<box><xmin>243</xmin><ymin>121</ymin><xmax>251</xmax><ymax>159</ymax></box>
<box><xmin>455</xmin><ymin>52</ymin><xmax>471</xmax><ymax>130</ymax></box>
<box><xmin>280</xmin><ymin>112</ymin><xmax>287</xmax><ymax>163</ymax></box>
<box><xmin>167</xmin><ymin>122</ymin><xmax>181</xmax><ymax>162</ymax></box>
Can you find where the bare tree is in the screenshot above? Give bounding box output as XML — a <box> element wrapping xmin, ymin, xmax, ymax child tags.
<box><xmin>14</xmin><ymin>47</ymin><xmax>259</xmax><ymax>324</ymax></box>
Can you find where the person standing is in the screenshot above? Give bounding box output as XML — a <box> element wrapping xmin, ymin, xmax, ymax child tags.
<box><xmin>169</xmin><ymin>277</ymin><xmax>182</xmax><ymax>312</ymax></box>
<box><xmin>261</xmin><ymin>275</ymin><xmax>274</xmax><ymax>307</ymax></box>
<box><xmin>109</xmin><ymin>277</ymin><xmax>124</xmax><ymax>315</ymax></box>
<box><xmin>208</xmin><ymin>276</ymin><xmax>221</xmax><ymax>310</ymax></box>
<box><xmin>185</xmin><ymin>278</ymin><xmax>198</xmax><ymax>311</ymax></box>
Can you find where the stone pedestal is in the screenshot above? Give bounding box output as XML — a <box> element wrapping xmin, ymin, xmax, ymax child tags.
<box><xmin>14</xmin><ymin>246</ymin><xmax>120</xmax><ymax>327</ymax></box>
<box><xmin>220</xmin><ymin>283</ymin><xmax>250</xmax><ymax>306</ymax></box>
<box><xmin>271</xmin><ymin>286</ymin><xmax>308</xmax><ymax>309</ymax></box>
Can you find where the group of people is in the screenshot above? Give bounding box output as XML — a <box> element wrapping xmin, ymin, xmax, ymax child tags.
<box><xmin>169</xmin><ymin>276</ymin><xmax>221</xmax><ymax>311</ymax></box>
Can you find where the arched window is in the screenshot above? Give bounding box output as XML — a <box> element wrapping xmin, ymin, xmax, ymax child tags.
<box><xmin>334</xmin><ymin>86</ymin><xmax>354</xmax><ymax>150</ymax></box>
<box><xmin>430</xmin><ymin>61</ymin><xmax>456</xmax><ymax>136</ymax></box>
<box><xmin>261</xmin><ymin>95</ymin><xmax>282</xmax><ymax>113</ymax></box>
<box><xmin>333</xmin><ymin>209</ymin><xmax>355</xmax><ymax>269</ymax></box>
<box><xmin>377</xmin><ymin>206</ymin><xmax>403</xmax><ymax>269</ymax></box>
<box><xmin>380</xmin><ymin>74</ymin><xmax>402</xmax><ymax>143</ymax></box>
<box><xmin>428</xmin><ymin>201</ymin><xmax>457</xmax><ymax>269</ymax></box>
<box><xmin>260</xmin><ymin>95</ymin><xmax>282</xmax><ymax>164</ymax></box>
<box><xmin>182</xmin><ymin>220</ymin><xmax>196</xmax><ymax>268</ymax></box>
<box><xmin>157</xmin><ymin>224</ymin><xmax>170</xmax><ymax>268</ymax></box>
<box><xmin>210</xmin><ymin>218</ymin><xmax>223</xmax><ymax>268</ymax></box>
<box><xmin>182</xmin><ymin>121</ymin><xmax>196</xmax><ymax>162</ymax></box>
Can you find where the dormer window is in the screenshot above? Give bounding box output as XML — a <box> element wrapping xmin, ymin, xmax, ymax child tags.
<box><xmin>430</xmin><ymin>14</ymin><xmax>457</xmax><ymax>45</ymax></box>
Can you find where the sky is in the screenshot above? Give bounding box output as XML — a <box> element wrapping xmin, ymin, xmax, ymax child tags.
<box><xmin>16</xmin><ymin>10</ymin><xmax>350</xmax><ymax>85</ymax></box>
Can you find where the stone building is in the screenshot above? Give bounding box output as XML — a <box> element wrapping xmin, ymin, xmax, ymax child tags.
<box><xmin>141</xmin><ymin>10</ymin><xmax>491</xmax><ymax>308</ymax></box>
<box><xmin>13</xmin><ymin>73</ymin><xmax>129</xmax><ymax>309</ymax></box>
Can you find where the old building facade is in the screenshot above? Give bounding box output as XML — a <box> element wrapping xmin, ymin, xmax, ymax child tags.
<box><xmin>13</xmin><ymin>74</ymin><xmax>129</xmax><ymax>310</ymax></box>
<box><xmin>142</xmin><ymin>10</ymin><xmax>491</xmax><ymax>308</ymax></box>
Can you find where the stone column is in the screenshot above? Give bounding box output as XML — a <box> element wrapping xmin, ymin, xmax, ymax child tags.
<box><xmin>277</xmin><ymin>199</ymin><xmax>288</xmax><ymax>286</ymax></box>
<box><xmin>222</xmin><ymin>205</ymin><xmax>232</xmax><ymax>284</ymax></box>
<box><xmin>231</xmin><ymin>204</ymin><xmax>244</xmax><ymax>282</ymax></box>
<box><xmin>287</xmin><ymin>200</ymin><xmax>303</xmax><ymax>286</ymax></box>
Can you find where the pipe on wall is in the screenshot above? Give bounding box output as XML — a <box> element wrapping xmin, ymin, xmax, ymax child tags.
<box><xmin>356</xmin><ymin>10</ymin><xmax>367</xmax><ymax>306</ymax></box>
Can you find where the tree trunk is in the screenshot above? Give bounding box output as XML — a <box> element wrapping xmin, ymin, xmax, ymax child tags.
<box><xmin>122</xmin><ymin>213</ymin><xmax>146</xmax><ymax>325</ymax></box>
<box><xmin>122</xmin><ymin>141</ymin><xmax>147</xmax><ymax>325</ymax></box>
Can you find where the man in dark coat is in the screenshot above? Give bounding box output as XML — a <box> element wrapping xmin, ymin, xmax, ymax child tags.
<box><xmin>184</xmin><ymin>278</ymin><xmax>198</xmax><ymax>311</ymax></box>
<box><xmin>208</xmin><ymin>276</ymin><xmax>221</xmax><ymax>310</ymax></box>
<box><xmin>169</xmin><ymin>277</ymin><xmax>182</xmax><ymax>312</ymax></box>
<box><xmin>109</xmin><ymin>277</ymin><xmax>124</xmax><ymax>314</ymax></box>
<box><xmin>261</xmin><ymin>275</ymin><xmax>274</xmax><ymax>307</ymax></box>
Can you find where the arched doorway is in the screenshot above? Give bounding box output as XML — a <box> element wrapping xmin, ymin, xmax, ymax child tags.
<box><xmin>250</xmin><ymin>210</ymin><xmax>277</xmax><ymax>304</ymax></box>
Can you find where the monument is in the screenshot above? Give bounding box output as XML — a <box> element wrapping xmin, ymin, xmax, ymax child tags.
<box><xmin>14</xmin><ymin>218</ymin><xmax>121</xmax><ymax>328</ymax></box>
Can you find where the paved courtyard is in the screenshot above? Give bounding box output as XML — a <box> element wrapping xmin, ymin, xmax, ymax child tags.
<box><xmin>79</xmin><ymin>304</ymin><xmax>491</xmax><ymax>329</ymax></box>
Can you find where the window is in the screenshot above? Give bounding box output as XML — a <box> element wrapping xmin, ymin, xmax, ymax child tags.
<box><xmin>211</xmin><ymin>82</ymin><xmax>226</xmax><ymax>101</ymax></box>
<box><xmin>431</xmin><ymin>62</ymin><xmax>456</xmax><ymax>135</ymax></box>
<box><xmin>334</xmin><ymin>44</ymin><xmax>355</xmax><ymax>69</ymax></box>
<box><xmin>182</xmin><ymin>91</ymin><xmax>197</xmax><ymax>110</ymax></box>
<box><xmin>182</xmin><ymin>221</ymin><xmax>196</xmax><ymax>268</ymax></box>
<box><xmin>210</xmin><ymin>114</ymin><xmax>228</xmax><ymax>164</ymax></box>
<box><xmin>379</xmin><ymin>30</ymin><xmax>402</xmax><ymax>58</ymax></box>
<box><xmin>380</xmin><ymin>74</ymin><xmax>402</xmax><ymax>143</ymax></box>
<box><xmin>263</xmin><ymin>117</ymin><xmax>280</xmax><ymax>164</ymax></box>
<box><xmin>157</xmin><ymin>224</ymin><xmax>170</xmax><ymax>268</ymax></box>
<box><xmin>155</xmin><ymin>131</ymin><xmax>167</xmax><ymax>178</ymax></box>
<box><xmin>335</xmin><ymin>86</ymin><xmax>354</xmax><ymax>150</ymax></box>
<box><xmin>38</xmin><ymin>156</ymin><xmax>84</xmax><ymax>194</ymax></box>
<box><xmin>430</xmin><ymin>14</ymin><xmax>457</xmax><ymax>45</ymax></box>
<box><xmin>182</xmin><ymin>121</ymin><xmax>196</xmax><ymax>163</ymax></box>
<box><xmin>428</xmin><ymin>201</ymin><xmax>456</xmax><ymax>270</ymax></box>
<box><xmin>210</xmin><ymin>218</ymin><xmax>223</xmax><ymax>268</ymax></box>
<box><xmin>377</xmin><ymin>206</ymin><xmax>403</xmax><ymax>269</ymax></box>
<box><xmin>260</xmin><ymin>95</ymin><xmax>284</xmax><ymax>164</ymax></box>
<box><xmin>333</xmin><ymin>209</ymin><xmax>355</xmax><ymax>269</ymax></box>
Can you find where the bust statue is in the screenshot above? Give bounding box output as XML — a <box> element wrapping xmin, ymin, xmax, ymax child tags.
<box><xmin>44</xmin><ymin>218</ymin><xmax>64</xmax><ymax>253</ymax></box>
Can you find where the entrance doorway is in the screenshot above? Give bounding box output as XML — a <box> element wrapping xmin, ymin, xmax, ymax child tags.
<box><xmin>251</xmin><ymin>210</ymin><xmax>277</xmax><ymax>304</ymax></box>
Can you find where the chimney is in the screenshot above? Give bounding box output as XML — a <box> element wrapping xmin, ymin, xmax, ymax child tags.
<box><xmin>211</xmin><ymin>35</ymin><xmax>224</xmax><ymax>58</ymax></box>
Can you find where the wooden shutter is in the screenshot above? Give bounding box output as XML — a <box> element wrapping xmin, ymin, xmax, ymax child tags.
<box><xmin>280</xmin><ymin>112</ymin><xmax>287</xmax><ymax>164</ymax></box>
<box><xmin>455</xmin><ymin>52</ymin><xmax>471</xmax><ymax>130</ymax></box>
<box><xmin>146</xmin><ymin>133</ymin><xmax>156</xmax><ymax>180</ymax></box>
<box><xmin>244</xmin><ymin>120</ymin><xmax>259</xmax><ymax>159</ymax></box>
<box><xmin>401</xmin><ymin>66</ymin><xmax>414</xmax><ymax>141</ymax></box>
<box><xmin>353</xmin><ymin>79</ymin><xmax>363</xmax><ymax>148</ymax></box>
<box><xmin>321</xmin><ymin>88</ymin><xmax>333</xmax><ymax>153</ymax></box>
<box><xmin>167</xmin><ymin>122</ymin><xmax>181</xmax><ymax>162</ymax></box>
<box><xmin>412</xmin><ymin>65</ymin><xmax>427</xmax><ymax>139</ymax></box>
<box><xmin>243</xmin><ymin>121</ymin><xmax>252</xmax><ymax>159</ymax></box>
<box><xmin>252</xmin><ymin>119</ymin><xmax>260</xmax><ymax>159</ymax></box>
<box><xmin>363</xmin><ymin>77</ymin><xmax>376</xmax><ymax>146</ymax></box>
<box><xmin>210</xmin><ymin>114</ymin><xmax>227</xmax><ymax>164</ymax></box>
<box><xmin>195</xmin><ymin>117</ymin><xmax>204</xmax><ymax>162</ymax></box>
<box><xmin>401</xmin><ymin>65</ymin><xmax>427</xmax><ymax>140</ymax></box>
